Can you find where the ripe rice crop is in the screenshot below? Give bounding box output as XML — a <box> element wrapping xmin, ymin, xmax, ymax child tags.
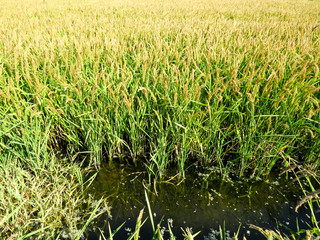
<box><xmin>0</xmin><ymin>0</ymin><xmax>319</xmax><ymax>178</ymax></box>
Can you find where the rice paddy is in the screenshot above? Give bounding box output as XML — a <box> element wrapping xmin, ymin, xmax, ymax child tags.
<box><xmin>0</xmin><ymin>0</ymin><xmax>319</xmax><ymax>238</ymax></box>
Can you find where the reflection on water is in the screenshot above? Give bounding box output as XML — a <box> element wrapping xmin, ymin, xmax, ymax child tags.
<box><xmin>86</xmin><ymin>162</ymin><xmax>318</xmax><ymax>240</ymax></box>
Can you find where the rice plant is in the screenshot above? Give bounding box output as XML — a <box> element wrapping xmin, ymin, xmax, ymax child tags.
<box><xmin>1</xmin><ymin>0</ymin><xmax>319</xmax><ymax>178</ymax></box>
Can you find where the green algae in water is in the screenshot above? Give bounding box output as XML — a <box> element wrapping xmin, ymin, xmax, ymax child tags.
<box><xmin>86</xmin><ymin>162</ymin><xmax>319</xmax><ymax>239</ymax></box>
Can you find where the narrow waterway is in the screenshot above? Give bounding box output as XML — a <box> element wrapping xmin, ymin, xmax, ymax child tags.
<box><xmin>86</xmin><ymin>162</ymin><xmax>319</xmax><ymax>239</ymax></box>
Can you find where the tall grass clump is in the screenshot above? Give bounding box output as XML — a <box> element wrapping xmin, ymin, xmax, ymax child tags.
<box><xmin>0</xmin><ymin>87</ymin><xmax>108</xmax><ymax>238</ymax></box>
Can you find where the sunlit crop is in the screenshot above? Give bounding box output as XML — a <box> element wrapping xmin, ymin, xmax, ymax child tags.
<box><xmin>0</xmin><ymin>0</ymin><xmax>319</xmax><ymax>238</ymax></box>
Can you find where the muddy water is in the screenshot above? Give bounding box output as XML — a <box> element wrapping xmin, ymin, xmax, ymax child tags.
<box><xmin>87</xmin><ymin>162</ymin><xmax>319</xmax><ymax>240</ymax></box>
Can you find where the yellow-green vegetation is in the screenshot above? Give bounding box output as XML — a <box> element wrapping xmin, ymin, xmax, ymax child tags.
<box><xmin>0</xmin><ymin>0</ymin><xmax>319</xmax><ymax>238</ymax></box>
<box><xmin>1</xmin><ymin>0</ymin><xmax>320</xmax><ymax>176</ymax></box>
<box><xmin>0</xmin><ymin>157</ymin><xmax>109</xmax><ymax>239</ymax></box>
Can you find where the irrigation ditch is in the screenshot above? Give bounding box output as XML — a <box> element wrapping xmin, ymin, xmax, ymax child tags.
<box><xmin>77</xmin><ymin>160</ymin><xmax>320</xmax><ymax>240</ymax></box>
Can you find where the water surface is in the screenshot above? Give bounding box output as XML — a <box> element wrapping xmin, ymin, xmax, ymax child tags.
<box><xmin>87</xmin><ymin>162</ymin><xmax>319</xmax><ymax>239</ymax></box>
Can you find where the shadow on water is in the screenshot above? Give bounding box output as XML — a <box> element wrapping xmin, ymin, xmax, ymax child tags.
<box><xmin>86</xmin><ymin>162</ymin><xmax>319</xmax><ymax>240</ymax></box>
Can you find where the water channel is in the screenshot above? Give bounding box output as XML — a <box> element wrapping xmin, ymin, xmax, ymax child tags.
<box><xmin>86</xmin><ymin>162</ymin><xmax>319</xmax><ymax>240</ymax></box>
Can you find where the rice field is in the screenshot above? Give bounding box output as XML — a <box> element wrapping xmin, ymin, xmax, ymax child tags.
<box><xmin>0</xmin><ymin>0</ymin><xmax>319</xmax><ymax>238</ymax></box>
